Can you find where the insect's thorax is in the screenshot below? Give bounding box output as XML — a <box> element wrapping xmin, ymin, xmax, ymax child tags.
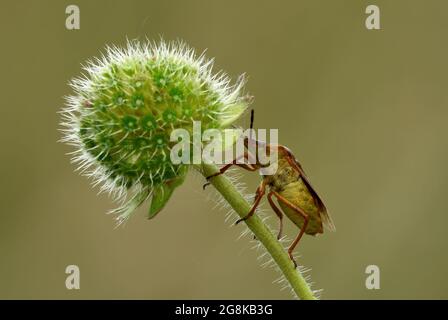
<box><xmin>264</xmin><ymin>157</ymin><xmax>300</xmax><ymax>191</ymax></box>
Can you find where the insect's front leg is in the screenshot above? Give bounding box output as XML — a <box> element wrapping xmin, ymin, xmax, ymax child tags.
<box><xmin>235</xmin><ymin>180</ymin><xmax>266</xmax><ymax>225</ymax></box>
<box><xmin>202</xmin><ymin>150</ymin><xmax>257</xmax><ymax>190</ymax></box>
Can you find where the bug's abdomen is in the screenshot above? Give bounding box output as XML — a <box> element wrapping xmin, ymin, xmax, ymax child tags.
<box><xmin>277</xmin><ymin>179</ymin><xmax>323</xmax><ymax>235</ymax></box>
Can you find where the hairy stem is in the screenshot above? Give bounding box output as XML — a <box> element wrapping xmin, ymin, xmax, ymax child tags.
<box><xmin>198</xmin><ymin>163</ymin><xmax>317</xmax><ymax>300</ymax></box>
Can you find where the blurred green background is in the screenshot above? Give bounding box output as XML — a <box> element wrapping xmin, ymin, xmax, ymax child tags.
<box><xmin>0</xmin><ymin>0</ymin><xmax>447</xmax><ymax>299</ymax></box>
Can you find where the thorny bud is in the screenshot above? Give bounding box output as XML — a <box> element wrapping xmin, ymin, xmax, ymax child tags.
<box><xmin>61</xmin><ymin>40</ymin><xmax>249</xmax><ymax>224</ymax></box>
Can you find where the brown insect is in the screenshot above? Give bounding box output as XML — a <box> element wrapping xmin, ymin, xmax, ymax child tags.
<box><xmin>204</xmin><ymin>110</ymin><xmax>335</xmax><ymax>268</ymax></box>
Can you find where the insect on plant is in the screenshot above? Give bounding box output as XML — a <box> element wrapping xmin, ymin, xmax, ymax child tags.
<box><xmin>204</xmin><ymin>110</ymin><xmax>336</xmax><ymax>268</ymax></box>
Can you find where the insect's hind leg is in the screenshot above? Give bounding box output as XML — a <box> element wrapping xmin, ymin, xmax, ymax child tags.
<box><xmin>267</xmin><ymin>191</ymin><xmax>284</xmax><ymax>240</ymax></box>
<box><xmin>272</xmin><ymin>191</ymin><xmax>309</xmax><ymax>269</ymax></box>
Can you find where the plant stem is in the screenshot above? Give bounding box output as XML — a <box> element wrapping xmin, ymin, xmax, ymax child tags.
<box><xmin>198</xmin><ymin>163</ymin><xmax>317</xmax><ymax>300</ymax></box>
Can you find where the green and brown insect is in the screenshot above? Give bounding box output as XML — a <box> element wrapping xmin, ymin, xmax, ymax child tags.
<box><xmin>204</xmin><ymin>110</ymin><xmax>335</xmax><ymax>268</ymax></box>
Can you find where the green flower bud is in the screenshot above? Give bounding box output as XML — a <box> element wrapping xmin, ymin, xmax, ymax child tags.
<box><xmin>61</xmin><ymin>40</ymin><xmax>249</xmax><ymax>224</ymax></box>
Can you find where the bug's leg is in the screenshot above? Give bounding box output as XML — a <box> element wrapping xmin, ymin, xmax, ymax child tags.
<box><xmin>272</xmin><ymin>191</ymin><xmax>309</xmax><ymax>269</ymax></box>
<box><xmin>235</xmin><ymin>180</ymin><xmax>266</xmax><ymax>225</ymax></box>
<box><xmin>267</xmin><ymin>191</ymin><xmax>284</xmax><ymax>240</ymax></box>
<box><xmin>202</xmin><ymin>151</ymin><xmax>257</xmax><ymax>189</ymax></box>
<box><xmin>202</xmin><ymin>163</ymin><xmax>256</xmax><ymax>190</ymax></box>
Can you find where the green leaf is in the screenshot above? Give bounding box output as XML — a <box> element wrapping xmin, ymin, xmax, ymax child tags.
<box><xmin>148</xmin><ymin>168</ymin><xmax>187</xmax><ymax>219</ymax></box>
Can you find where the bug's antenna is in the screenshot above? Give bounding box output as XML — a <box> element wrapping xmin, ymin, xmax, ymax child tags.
<box><xmin>250</xmin><ymin>109</ymin><xmax>254</xmax><ymax>130</ymax></box>
<box><xmin>249</xmin><ymin>109</ymin><xmax>255</xmax><ymax>143</ymax></box>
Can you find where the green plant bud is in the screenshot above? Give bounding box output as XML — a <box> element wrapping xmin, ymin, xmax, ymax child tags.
<box><xmin>61</xmin><ymin>40</ymin><xmax>249</xmax><ymax>224</ymax></box>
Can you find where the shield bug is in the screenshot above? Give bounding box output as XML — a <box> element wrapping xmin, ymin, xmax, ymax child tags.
<box><xmin>204</xmin><ymin>110</ymin><xmax>335</xmax><ymax>268</ymax></box>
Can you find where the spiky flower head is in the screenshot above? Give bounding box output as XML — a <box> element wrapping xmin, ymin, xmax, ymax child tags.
<box><xmin>61</xmin><ymin>40</ymin><xmax>248</xmax><ymax>224</ymax></box>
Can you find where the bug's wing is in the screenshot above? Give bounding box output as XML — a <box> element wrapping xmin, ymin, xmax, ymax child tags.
<box><xmin>289</xmin><ymin>156</ymin><xmax>336</xmax><ymax>232</ymax></box>
<box><xmin>320</xmin><ymin>209</ymin><xmax>336</xmax><ymax>232</ymax></box>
